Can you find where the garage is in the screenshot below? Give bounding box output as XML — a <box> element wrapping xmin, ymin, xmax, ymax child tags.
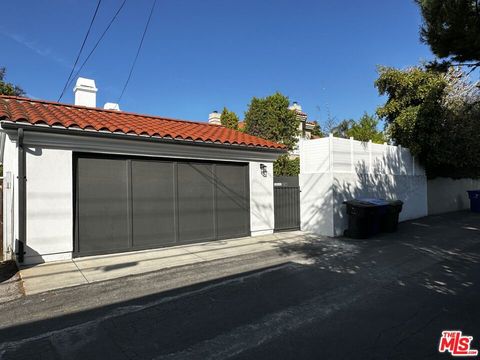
<box><xmin>1</xmin><ymin>90</ymin><xmax>285</xmax><ymax>264</ymax></box>
<box><xmin>75</xmin><ymin>154</ymin><xmax>250</xmax><ymax>256</ymax></box>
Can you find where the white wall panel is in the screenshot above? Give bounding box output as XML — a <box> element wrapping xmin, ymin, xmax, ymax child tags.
<box><xmin>352</xmin><ymin>141</ymin><xmax>370</xmax><ymax>174</ymax></box>
<box><xmin>332</xmin><ymin>137</ymin><xmax>351</xmax><ymax>173</ymax></box>
<box><xmin>25</xmin><ymin>148</ymin><xmax>73</xmax><ymax>264</ymax></box>
<box><xmin>300</xmin><ymin>138</ymin><xmax>329</xmax><ymax>174</ymax></box>
<box><xmin>300</xmin><ymin>173</ymin><xmax>334</xmax><ymax>236</ymax></box>
<box><xmin>249</xmin><ymin>161</ymin><xmax>274</xmax><ymax>236</ymax></box>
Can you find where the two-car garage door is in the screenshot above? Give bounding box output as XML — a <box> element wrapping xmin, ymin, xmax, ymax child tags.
<box><xmin>74</xmin><ymin>154</ymin><xmax>250</xmax><ymax>256</ymax></box>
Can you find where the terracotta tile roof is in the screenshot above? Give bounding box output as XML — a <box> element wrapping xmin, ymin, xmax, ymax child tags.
<box><xmin>0</xmin><ymin>96</ymin><xmax>286</xmax><ymax>150</ymax></box>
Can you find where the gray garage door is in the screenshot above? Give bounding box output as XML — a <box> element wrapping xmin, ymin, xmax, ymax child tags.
<box><xmin>75</xmin><ymin>155</ymin><xmax>250</xmax><ymax>256</ymax></box>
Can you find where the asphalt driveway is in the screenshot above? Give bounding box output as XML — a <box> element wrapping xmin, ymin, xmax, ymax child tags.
<box><xmin>0</xmin><ymin>211</ymin><xmax>479</xmax><ymax>359</ymax></box>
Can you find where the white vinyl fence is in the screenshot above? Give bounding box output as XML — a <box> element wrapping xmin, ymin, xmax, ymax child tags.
<box><xmin>299</xmin><ymin>135</ymin><xmax>428</xmax><ymax>237</ymax></box>
<box><xmin>300</xmin><ymin>135</ymin><xmax>425</xmax><ymax>176</ymax></box>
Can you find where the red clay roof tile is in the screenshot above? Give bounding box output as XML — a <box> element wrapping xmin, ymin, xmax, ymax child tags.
<box><xmin>0</xmin><ymin>96</ymin><xmax>286</xmax><ymax>150</ymax></box>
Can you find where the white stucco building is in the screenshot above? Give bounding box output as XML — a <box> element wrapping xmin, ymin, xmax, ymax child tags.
<box><xmin>0</xmin><ymin>78</ymin><xmax>285</xmax><ymax>264</ymax></box>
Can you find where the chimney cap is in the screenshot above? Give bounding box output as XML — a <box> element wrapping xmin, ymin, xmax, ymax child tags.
<box><xmin>73</xmin><ymin>77</ymin><xmax>97</xmax><ymax>107</ymax></box>
<box><xmin>104</xmin><ymin>102</ymin><xmax>120</xmax><ymax>111</ymax></box>
<box><xmin>208</xmin><ymin>110</ymin><xmax>221</xmax><ymax>125</ymax></box>
<box><xmin>73</xmin><ymin>77</ymin><xmax>98</xmax><ymax>92</ymax></box>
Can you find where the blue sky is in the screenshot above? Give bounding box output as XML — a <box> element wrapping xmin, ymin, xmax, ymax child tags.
<box><xmin>1</xmin><ymin>0</ymin><xmax>433</xmax><ymax>127</ymax></box>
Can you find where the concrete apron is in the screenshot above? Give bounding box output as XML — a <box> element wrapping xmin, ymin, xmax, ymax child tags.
<box><xmin>19</xmin><ymin>231</ymin><xmax>304</xmax><ymax>295</ymax></box>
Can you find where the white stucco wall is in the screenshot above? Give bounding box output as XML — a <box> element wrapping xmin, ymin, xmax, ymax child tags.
<box><xmin>332</xmin><ymin>173</ymin><xmax>428</xmax><ymax>236</ymax></box>
<box><xmin>300</xmin><ymin>172</ymin><xmax>334</xmax><ymax>236</ymax></box>
<box><xmin>249</xmin><ymin>161</ymin><xmax>274</xmax><ymax>236</ymax></box>
<box><xmin>300</xmin><ymin>137</ymin><xmax>428</xmax><ymax>237</ymax></box>
<box><xmin>427</xmin><ymin>177</ymin><xmax>480</xmax><ymax>215</ymax></box>
<box><xmin>25</xmin><ymin>147</ymin><xmax>73</xmax><ymax>264</ymax></box>
<box><xmin>300</xmin><ymin>172</ymin><xmax>428</xmax><ymax>237</ymax></box>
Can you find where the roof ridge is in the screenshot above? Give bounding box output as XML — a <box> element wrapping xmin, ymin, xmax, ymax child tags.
<box><xmin>0</xmin><ymin>95</ymin><xmax>222</xmax><ymax>128</ymax></box>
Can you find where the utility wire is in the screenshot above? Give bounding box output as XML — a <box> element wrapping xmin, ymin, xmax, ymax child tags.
<box><xmin>58</xmin><ymin>0</ymin><xmax>102</xmax><ymax>102</ymax></box>
<box><xmin>118</xmin><ymin>0</ymin><xmax>157</xmax><ymax>102</ymax></box>
<box><xmin>65</xmin><ymin>0</ymin><xmax>128</xmax><ymax>93</ymax></box>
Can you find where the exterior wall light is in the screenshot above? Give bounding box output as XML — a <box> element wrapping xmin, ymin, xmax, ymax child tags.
<box><xmin>260</xmin><ymin>163</ymin><xmax>267</xmax><ymax>177</ymax></box>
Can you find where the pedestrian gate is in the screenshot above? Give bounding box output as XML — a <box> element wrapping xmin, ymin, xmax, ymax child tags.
<box><xmin>274</xmin><ymin>176</ymin><xmax>300</xmax><ymax>231</ymax></box>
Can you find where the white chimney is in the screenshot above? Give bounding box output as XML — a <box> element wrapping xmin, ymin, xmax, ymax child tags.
<box><xmin>289</xmin><ymin>101</ymin><xmax>302</xmax><ymax>112</ymax></box>
<box><xmin>208</xmin><ymin>110</ymin><xmax>221</xmax><ymax>125</ymax></box>
<box><xmin>104</xmin><ymin>102</ymin><xmax>120</xmax><ymax>111</ymax></box>
<box><xmin>73</xmin><ymin>77</ymin><xmax>97</xmax><ymax>107</ymax></box>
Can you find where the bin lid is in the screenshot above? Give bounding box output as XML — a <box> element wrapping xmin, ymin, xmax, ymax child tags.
<box><xmin>343</xmin><ymin>199</ymin><xmax>376</xmax><ymax>208</ymax></box>
<box><xmin>344</xmin><ymin>199</ymin><xmax>383</xmax><ymax>207</ymax></box>
<box><xmin>357</xmin><ymin>198</ymin><xmax>390</xmax><ymax>206</ymax></box>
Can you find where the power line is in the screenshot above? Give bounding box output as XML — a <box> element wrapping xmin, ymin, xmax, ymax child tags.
<box><xmin>58</xmin><ymin>0</ymin><xmax>102</xmax><ymax>102</ymax></box>
<box><xmin>65</xmin><ymin>0</ymin><xmax>128</xmax><ymax>93</ymax></box>
<box><xmin>118</xmin><ymin>0</ymin><xmax>157</xmax><ymax>102</ymax></box>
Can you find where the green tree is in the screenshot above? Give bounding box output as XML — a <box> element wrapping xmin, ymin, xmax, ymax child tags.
<box><xmin>331</xmin><ymin>119</ymin><xmax>354</xmax><ymax>138</ymax></box>
<box><xmin>346</xmin><ymin>113</ymin><xmax>385</xmax><ymax>144</ymax></box>
<box><xmin>273</xmin><ymin>155</ymin><xmax>300</xmax><ymax>176</ymax></box>
<box><xmin>416</xmin><ymin>0</ymin><xmax>480</xmax><ymax>67</ymax></box>
<box><xmin>244</xmin><ymin>92</ymin><xmax>299</xmax><ymax>151</ymax></box>
<box><xmin>243</xmin><ymin>92</ymin><xmax>300</xmax><ymax>176</ymax></box>
<box><xmin>375</xmin><ymin>65</ymin><xmax>480</xmax><ymax>178</ymax></box>
<box><xmin>375</xmin><ymin>66</ymin><xmax>446</xmax><ymax>157</ymax></box>
<box><xmin>310</xmin><ymin>121</ymin><xmax>324</xmax><ymax>137</ymax></box>
<box><xmin>220</xmin><ymin>107</ymin><xmax>239</xmax><ymax>130</ymax></box>
<box><xmin>0</xmin><ymin>67</ymin><xmax>25</xmax><ymax>96</ymax></box>
<box><xmin>323</xmin><ymin>110</ymin><xmax>338</xmax><ymax>134</ymax></box>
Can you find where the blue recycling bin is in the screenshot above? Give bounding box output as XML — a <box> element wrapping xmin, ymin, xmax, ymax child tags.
<box><xmin>467</xmin><ymin>190</ymin><xmax>480</xmax><ymax>213</ymax></box>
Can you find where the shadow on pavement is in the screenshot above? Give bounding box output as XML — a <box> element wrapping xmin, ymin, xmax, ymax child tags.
<box><xmin>0</xmin><ymin>211</ymin><xmax>479</xmax><ymax>359</ymax></box>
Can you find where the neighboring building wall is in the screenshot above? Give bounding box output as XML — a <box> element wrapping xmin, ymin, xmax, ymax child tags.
<box><xmin>427</xmin><ymin>177</ymin><xmax>480</xmax><ymax>215</ymax></box>
<box><xmin>300</xmin><ymin>136</ymin><xmax>428</xmax><ymax>236</ymax></box>
<box><xmin>249</xmin><ymin>161</ymin><xmax>274</xmax><ymax>236</ymax></box>
<box><xmin>25</xmin><ymin>148</ymin><xmax>73</xmax><ymax>264</ymax></box>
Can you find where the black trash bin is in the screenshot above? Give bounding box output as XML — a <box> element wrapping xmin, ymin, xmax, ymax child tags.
<box><xmin>344</xmin><ymin>199</ymin><xmax>388</xmax><ymax>239</ymax></box>
<box><xmin>381</xmin><ymin>200</ymin><xmax>403</xmax><ymax>232</ymax></box>
<box><xmin>358</xmin><ymin>198</ymin><xmax>390</xmax><ymax>235</ymax></box>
